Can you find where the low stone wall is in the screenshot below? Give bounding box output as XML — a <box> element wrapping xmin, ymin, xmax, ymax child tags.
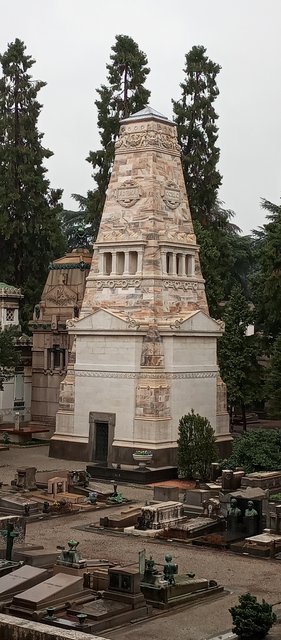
<box><xmin>0</xmin><ymin>613</ymin><xmax>107</xmax><ymax>640</ymax></box>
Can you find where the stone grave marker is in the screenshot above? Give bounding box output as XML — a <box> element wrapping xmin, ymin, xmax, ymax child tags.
<box><xmin>11</xmin><ymin>573</ymin><xmax>84</xmax><ymax>611</ymax></box>
<box><xmin>0</xmin><ymin>516</ymin><xmax>25</xmax><ymax>558</ymax></box>
<box><xmin>0</xmin><ymin>565</ymin><xmax>47</xmax><ymax>598</ymax></box>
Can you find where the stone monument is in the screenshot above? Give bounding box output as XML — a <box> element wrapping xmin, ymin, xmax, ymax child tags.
<box><xmin>30</xmin><ymin>249</ymin><xmax>91</xmax><ymax>430</ymax></box>
<box><xmin>50</xmin><ymin>106</ymin><xmax>230</xmax><ymax>464</ymax></box>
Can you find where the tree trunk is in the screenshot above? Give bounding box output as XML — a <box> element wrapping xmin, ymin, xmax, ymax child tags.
<box><xmin>241</xmin><ymin>403</ymin><xmax>247</xmax><ymax>431</ymax></box>
<box><xmin>123</xmin><ymin>63</ymin><xmax>129</xmax><ymax>117</ymax></box>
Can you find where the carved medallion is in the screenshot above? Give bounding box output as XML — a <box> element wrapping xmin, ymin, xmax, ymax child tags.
<box><xmin>116</xmin><ymin>180</ymin><xmax>141</xmax><ymax>208</ymax></box>
<box><xmin>45</xmin><ymin>286</ymin><xmax>77</xmax><ymax>306</ymax></box>
<box><xmin>162</xmin><ymin>182</ymin><xmax>181</xmax><ymax>209</ymax></box>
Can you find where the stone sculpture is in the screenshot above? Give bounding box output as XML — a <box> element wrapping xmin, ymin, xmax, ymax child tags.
<box><xmin>163</xmin><ymin>553</ymin><xmax>177</xmax><ymax>585</ymax></box>
<box><xmin>56</xmin><ymin>539</ymin><xmax>86</xmax><ymax>569</ymax></box>
<box><xmin>228</xmin><ymin>497</ymin><xmax>241</xmax><ymax>518</ymax></box>
<box><xmin>244</xmin><ymin>500</ymin><xmax>259</xmax><ymax>537</ymax></box>
<box><xmin>244</xmin><ymin>500</ymin><xmax>258</xmax><ymax>518</ymax></box>
<box><xmin>227</xmin><ymin>497</ymin><xmax>242</xmax><ymax>537</ymax></box>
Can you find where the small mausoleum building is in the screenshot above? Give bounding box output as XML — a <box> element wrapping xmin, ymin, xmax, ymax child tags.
<box><xmin>50</xmin><ymin>107</ymin><xmax>230</xmax><ymax>464</ymax></box>
<box><xmin>29</xmin><ymin>249</ymin><xmax>91</xmax><ymax>430</ymax></box>
<box><xmin>0</xmin><ymin>283</ymin><xmax>31</xmax><ymax>424</ymax></box>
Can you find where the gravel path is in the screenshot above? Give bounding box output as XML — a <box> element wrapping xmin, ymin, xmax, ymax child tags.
<box><xmin>1</xmin><ymin>446</ymin><xmax>281</xmax><ymax>639</ymax></box>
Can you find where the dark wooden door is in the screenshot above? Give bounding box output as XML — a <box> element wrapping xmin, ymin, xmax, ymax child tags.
<box><xmin>95</xmin><ymin>422</ymin><xmax>108</xmax><ymax>462</ymax></box>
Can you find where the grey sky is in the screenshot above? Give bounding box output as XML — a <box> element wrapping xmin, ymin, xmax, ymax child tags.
<box><xmin>1</xmin><ymin>0</ymin><xmax>281</xmax><ymax>233</ymax></box>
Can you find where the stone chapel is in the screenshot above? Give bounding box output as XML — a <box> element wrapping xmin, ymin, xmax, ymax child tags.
<box><xmin>50</xmin><ymin>107</ymin><xmax>230</xmax><ymax>465</ymax></box>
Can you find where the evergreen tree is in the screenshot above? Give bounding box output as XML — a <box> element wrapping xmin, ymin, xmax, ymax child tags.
<box><xmin>218</xmin><ymin>285</ymin><xmax>262</xmax><ymax>430</ymax></box>
<box><xmin>0</xmin><ymin>326</ymin><xmax>21</xmax><ymax>390</ymax></box>
<box><xmin>177</xmin><ymin>410</ymin><xmax>217</xmax><ymax>481</ymax></box>
<box><xmin>173</xmin><ymin>45</ymin><xmax>222</xmax><ymax>225</ymax></box>
<box><xmin>173</xmin><ymin>47</ymin><xmax>250</xmax><ymax>315</ymax></box>
<box><xmin>265</xmin><ymin>335</ymin><xmax>281</xmax><ymax>418</ymax></box>
<box><xmin>76</xmin><ymin>34</ymin><xmax>150</xmax><ymax>239</ymax></box>
<box><xmin>0</xmin><ymin>39</ymin><xmax>65</xmax><ymax>323</ymax></box>
<box><xmin>253</xmin><ymin>198</ymin><xmax>281</xmax><ymax>340</ymax></box>
<box><xmin>60</xmin><ymin>209</ymin><xmax>92</xmax><ymax>252</ymax></box>
<box><xmin>230</xmin><ymin>593</ymin><xmax>276</xmax><ymax>640</ymax></box>
<box><xmin>227</xmin><ymin>429</ymin><xmax>281</xmax><ymax>473</ymax></box>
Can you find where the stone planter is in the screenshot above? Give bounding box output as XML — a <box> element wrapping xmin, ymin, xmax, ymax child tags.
<box><xmin>133</xmin><ymin>453</ymin><xmax>153</xmax><ymax>470</ymax></box>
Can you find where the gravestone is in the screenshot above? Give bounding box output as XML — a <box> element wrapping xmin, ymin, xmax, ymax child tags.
<box><xmin>11</xmin><ymin>573</ymin><xmax>84</xmax><ymax>612</ymax></box>
<box><xmin>12</xmin><ymin>467</ymin><xmax>37</xmax><ymax>491</ymax></box>
<box><xmin>140</xmin><ymin>552</ymin><xmax>222</xmax><ymax>608</ymax></box>
<box><xmin>0</xmin><ymin>565</ymin><xmax>47</xmax><ymax>598</ymax></box>
<box><xmin>47</xmin><ymin>476</ymin><xmax>68</xmax><ymax>497</ymax></box>
<box><xmin>0</xmin><ymin>516</ymin><xmax>25</xmax><ymax>558</ymax></box>
<box><xmin>0</xmin><ymin>495</ymin><xmax>40</xmax><ymax>516</ymax></box>
<box><xmin>54</xmin><ymin>540</ymin><xmax>87</xmax><ymax>574</ymax></box>
<box><xmin>153</xmin><ymin>486</ymin><xmax>179</xmax><ymax>502</ymax></box>
<box><xmin>135</xmin><ymin>501</ymin><xmax>185</xmax><ymax>531</ymax></box>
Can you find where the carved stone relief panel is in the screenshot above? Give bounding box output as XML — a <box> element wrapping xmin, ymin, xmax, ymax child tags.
<box><xmin>115</xmin><ymin>180</ymin><xmax>142</xmax><ymax>208</ymax></box>
<box><xmin>161</xmin><ymin>182</ymin><xmax>181</xmax><ymax>209</ymax></box>
<box><xmin>45</xmin><ymin>286</ymin><xmax>77</xmax><ymax>306</ymax></box>
<box><xmin>135</xmin><ymin>383</ymin><xmax>170</xmax><ymax>418</ymax></box>
<box><xmin>140</xmin><ymin>327</ymin><xmax>164</xmax><ymax>367</ymax></box>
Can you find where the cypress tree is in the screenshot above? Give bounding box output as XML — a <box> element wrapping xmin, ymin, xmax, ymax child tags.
<box><xmin>265</xmin><ymin>336</ymin><xmax>281</xmax><ymax>418</ymax></box>
<box><xmin>173</xmin><ymin>45</ymin><xmax>222</xmax><ymax>226</ymax></box>
<box><xmin>253</xmin><ymin>198</ymin><xmax>281</xmax><ymax>340</ymax></box>
<box><xmin>74</xmin><ymin>34</ymin><xmax>150</xmax><ymax>239</ymax></box>
<box><xmin>218</xmin><ymin>285</ymin><xmax>262</xmax><ymax>430</ymax></box>
<box><xmin>0</xmin><ymin>39</ymin><xmax>65</xmax><ymax>322</ymax></box>
<box><xmin>173</xmin><ymin>46</ymin><xmax>252</xmax><ymax>316</ymax></box>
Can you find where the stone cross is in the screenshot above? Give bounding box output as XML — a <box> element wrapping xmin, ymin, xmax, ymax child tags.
<box><xmin>0</xmin><ymin>522</ymin><xmax>19</xmax><ymax>560</ymax></box>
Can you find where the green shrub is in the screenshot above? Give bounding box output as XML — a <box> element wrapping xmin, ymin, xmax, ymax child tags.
<box><xmin>230</xmin><ymin>593</ymin><xmax>277</xmax><ymax>640</ymax></box>
<box><xmin>177</xmin><ymin>410</ymin><xmax>217</xmax><ymax>481</ymax></box>
<box><xmin>269</xmin><ymin>493</ymin><xmax>281</xmax><ymax>502</ymax></box>
<box><xmin>226</xmin><ymin>429</ymin><xmax>281</xmax><ymax>474</ymax></box>
<box><xmin>2</xmin><ymin>432</ymin><xmax>10</xmax><ymax>445</ymax></box>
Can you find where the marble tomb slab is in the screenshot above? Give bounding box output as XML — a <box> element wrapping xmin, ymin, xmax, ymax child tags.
<box><xmin>0</xmin><ymin>565</ymin><xmax>47</xmax><ymax>598</ymax></box>
<box><xmin>13</xmin><ymin>573</ymin><xmax>84</xmax><ymax>609</ymax></box>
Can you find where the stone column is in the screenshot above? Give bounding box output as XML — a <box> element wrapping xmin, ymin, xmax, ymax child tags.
<box><xmin>136</xmin><ymin>251</ymin><xmax>143</xmax><ymax>275</ymax></box>
<box><xmin>99</xmin><ymin>252</ymin><xmax>104</xmax><ymax>274</ymax></box>
<box><xmin>179</xmin><ymin>254</ymin><xmax>185</xmax><ymax>276</ymax></box>
<box><xmin>111</xmin><ymin>251</ymin><xmax>117</xmax><ymax>276</ymax></box>
<box><xmin>160</xmin><ymin>251</ymin><xmax>167</xmax><ymax>275</ymax></box>
<box><xmin>59</xmin><ymin>349</ymin><xmax>64</xmax><ymax>370</ymax></box>
<box><xmin>188</xmin><ymin>255</ymin><xmax>195</xmax><ymax>276</ymax></box>
<box><xmin>124</xmin><ymin>251</ymin><xmax>130</xmax><ymax>275</ymax></box>
<box><xmin>172</xmin><ymin>253</ymin><xmax>177</xmax><ymax>276</ymax></box>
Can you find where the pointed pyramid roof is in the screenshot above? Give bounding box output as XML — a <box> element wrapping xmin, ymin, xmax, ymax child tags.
<box><xmin>122</xmin><ymin>106</ymin><xmax>174</xmax><ymax>125</ymax></box>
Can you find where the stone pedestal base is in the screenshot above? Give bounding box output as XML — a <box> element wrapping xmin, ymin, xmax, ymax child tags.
<box><xmin>112</xmin><ymin>444</ymin><xmax>177</xmax><ymax>468</ymax></box>
<box><xmin>49</xmin><ymin>436</ymin><xmax>88</xmax><ymax>461</ymax></box>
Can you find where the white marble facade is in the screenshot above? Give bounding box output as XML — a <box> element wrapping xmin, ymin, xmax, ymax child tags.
<box><xmin>51</xmin><ymin>107</ymin><xmax>230</xmax><ymax>464</ymax></box>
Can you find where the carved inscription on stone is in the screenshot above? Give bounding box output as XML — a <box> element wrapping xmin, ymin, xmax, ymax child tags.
<box><xmin>116</xmin><ymin>180</ymin><xmax>141</xmax><ymax>207</ymax></box>
<box><xmin>162</xmin><ymin>182</ymin><xmax>181</xmax><ymax>210</ymax></box>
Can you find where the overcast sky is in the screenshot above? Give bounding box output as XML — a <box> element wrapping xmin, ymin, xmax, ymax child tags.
<box><xmin>1</xmin><ymin>0</ymin><xmax>281</xmax><ymax>233</ymax></box>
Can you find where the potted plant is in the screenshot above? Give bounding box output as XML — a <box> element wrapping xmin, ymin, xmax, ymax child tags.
<box><xmin>132</xmin><ymin>450</ymin><xmax>153</xmax><ymax>469</ymax></box>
